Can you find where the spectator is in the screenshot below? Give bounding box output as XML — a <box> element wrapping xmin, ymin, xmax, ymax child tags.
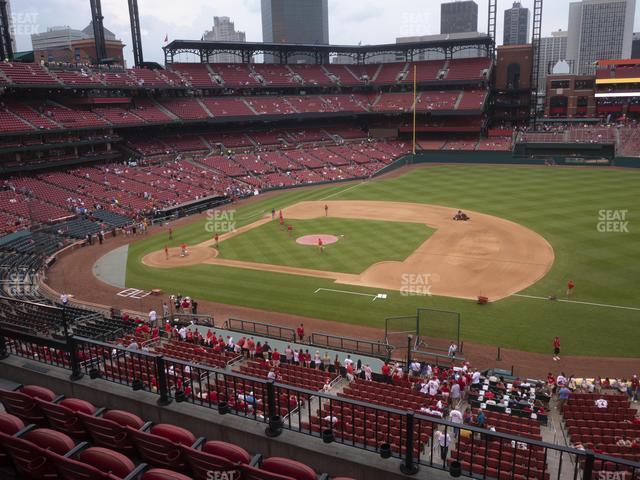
<box><xmin>296</xmin><ymin>323</ymin><xmax>304</xmax><ymax>342</ymax></box>
<box><xmin>476</xmin><ymin>410</ymin><xmax>486</xmax><ymax>428</ymax></box>
<box><xmin>595</xmin><ymin>397</ymin><xmax>608</xmax><ymax>409</ymax></box>
<box><xmin>364</xmin><ymin>363</ymin><xmax>372</xmax><ymax>381</ymax></box>
<box><xmin>435</xmin><ymin>429</ymin><xmax>452</xmax><ymax>460</ymax></box>
<box><xmin>449</xmin><ymin>408</ymin><xmax>463</xmax><ymax>437</ymax></box>
<box><xmin>558</xmin><ymin>384</ymin><xmax>571</xmax><ymax>410</ymax></box>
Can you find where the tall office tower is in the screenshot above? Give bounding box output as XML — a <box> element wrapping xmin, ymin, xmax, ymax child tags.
<box><xmin>203</xmin><ymin>17</ymin><xmax>246</xmax><ymax>63</ymax></box>
<box><xmin>440</xmin><ymin>1</ymin><xmax>478</xmax><ymax>34</ymax></box>
<box><xmin>567</xmin><ymin>0</ymin><xmax>635</xmax><ymax>75</ymax></box>
<box><xmin>538</xmin><ymin>30</ymin><xmax>569</xmax><ymax>93</ymax></box>
<box><xmin>632</xmin><ymin>32</ymin><xmax>640</xmax><ymax>58</ymax></box>
<box><xmin>261</xmin><ymin>0</ymin><xmax>329</xmax><ymax>63</ymax></box>
<box><xmin>503</xmin><ymin>2</ymin><xmax>531</xmax><ymax>46</ymax></box>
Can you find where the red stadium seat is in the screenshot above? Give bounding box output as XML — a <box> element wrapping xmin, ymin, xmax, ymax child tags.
<box><xmin>0</xmin><ymin>386</ymin><xmax>55</xmax><ymax>425</ymax></box>
<box><xmin>47</xmin><ymin>446</ymin><xmax>138</xmax><ymax>480</ymax></box>
<box><xmin>181</xmin><ymin>440</ymin><xmax>252</xmax><ymax>480</ymax></box>
<box><xmin>261</xmin><ymin>458</ymin><xmax>318</xmax><ymax>480</ymax></box>
<box><xmin>127</xmin><ymin>424</ymin><xmax>196</xmax><ymax>470</ymax></box>
<box><xmin>0</xmin><ymin>412</ymin><xmax>25</xmax><ymax>465</ymax></box>
<box><xmin>0</xmin><ymin>428</ymin><xmax>75</xmax><ymax>479</ymax></box>
<box><xmin>36</xmin><ymin>397</ymin><xmax>96</xmax><ymax>439</ymax></box>
<box><xmin>78</xmin><ymin>410</ymin><xmax>144</xmax><ymax>453</ymax></box>
<box><xmin>141</xmin><ymin>469</ymin><xmax>194</xmax><ymax>480</ymax></box>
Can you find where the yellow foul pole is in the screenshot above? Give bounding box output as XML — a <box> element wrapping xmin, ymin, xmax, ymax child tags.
<box><xmin>412</xmin><ymin>64</ymin><xmax>417</xmax><ymax>155</ymax></box>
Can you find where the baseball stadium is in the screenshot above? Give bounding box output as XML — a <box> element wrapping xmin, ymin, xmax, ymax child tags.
<box><xmin>0</xmin><ymin>1</ymin><xmax>638</xmax><ymax>480</ymax></box>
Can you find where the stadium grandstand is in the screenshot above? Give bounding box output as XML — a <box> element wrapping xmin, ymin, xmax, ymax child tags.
<box><xmin>0</xmin><ymin>2</ymin><xmax>639</xmax><ymax>480</ymax></box>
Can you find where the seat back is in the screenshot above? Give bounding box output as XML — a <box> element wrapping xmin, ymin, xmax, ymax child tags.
<box><xmin>21</xmin><ymin>385</ymin><xmax>57</xmax><ymax>401</ymax></box>
<box><xmin>0</xmin><ymin>388</ymin><xmax>48</xmax><ymax>425</ymax></box>
<box><xmin>77</xmin><ymin>412</ymin><xmax>134</xmax><ymax>453</ymax></box>
<box><xmin>141</xmin><ymin>468</ymin><xmax>193</xmax><ymax>480</ymax></box>
<box><xmin>36</xmin><ymin>398</ymin><xmax>88</xmax><ymax>439</ymax></box>
<box><xmin>78</xmin><ymin>447</ymin><xmax>136</xmax><ymax>478</ymax></box>
<box><xmin>0</xmin><ymin>429</ymin><xmax>73</xmax><ymax>479</ymax></box>
<box><xmin>127</xmin><ymin>426</ymin><xmax>185</xmax><ymax>470</ymax></box>
<box><xmin>0</xmin><ymin>412</ymin><xmax>25</xmax><ymax>466</ymax></box>
<box><xmin>242</xmin><ymin>464</ymin><xmax>297</xmax><ymax>480</ymax></box>
<box><xmin>205</xmin><ymin>440</ymin><xmax>251</xmax><ymax>462</ymax></box>
<box><xmin>47</xmin><ymin>449</ymin><xmax>117</xmax><ymax>480</ymax></box>
<box><xmin>0</xmin><ymin>412</ymin><xmax>25</xmax><ymax>434</ymax></box>
<box><xmin>181</xmin><ymin>444</ymin><xmax>241</xmax><ymax>480</ymax></box>
<box><xmin>261</xmin><ymin>457</ymin><xmax>317</xmax><ymax>480</ymax></box>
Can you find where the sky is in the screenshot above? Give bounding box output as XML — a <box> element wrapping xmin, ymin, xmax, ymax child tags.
<box><xmin>11</xmin><ymin>0</ymin><xmax>640</xmax><ymax>66</ymax></box>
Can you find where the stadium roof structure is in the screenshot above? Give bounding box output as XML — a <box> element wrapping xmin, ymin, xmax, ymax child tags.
<box><xmin>163</xmin><ymin>37</ymin><xmax>493</xmax><ymax>65</ymax></box>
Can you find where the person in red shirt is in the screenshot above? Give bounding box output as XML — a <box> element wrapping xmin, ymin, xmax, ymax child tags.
<box><xmin>214</xmin><ymin>233</ymin><xmax>219</xmax><ymax>248</ymax></box>
<box><xmin>164</xmin><ymin>321</ymin><xmax>172</xmax><ymax>335</ymax></box>
<box><xmin>631</xmin><ymin>375</ymin><xmax>639</xmax><ymax>402</ymax></box>
<box><xmin>246</xmin><ymin>338</ymin><xmax>256</xmax><ymax>359</ymax></box>
<box><xmin>151</xmin><ymin>326</ymin><xmax>159</xmax><ymax>339</ymax></box>
<box><xmin>255</xmin><ymin>342</ymin><xmax>263</xmax><ymax>359</ymax></box>
<box><xmin>135</xmin><ymin>323</ymin><xmax>143</xmax><ymax>338</ymax></box>
<box><xmin>553</xmin><ymin>336</ymin><xmax>561</xmax><ymax>361</ymax></box>
<box><xmin>287</xmin><ymin>224</ymin><xmax>293</xmax><ymax>236</ymax></box>
<box><xmin>271</xmin><ymin>349</ymin><xmax>281</xmax><ymax>366</ymax></box>
<box><xmin>346</xmin><ymin>362</ymin><xmax>354</xmax><ymax>382</ymax></box>
<box><xmin>186</xmin><ymin>329</ymin><xmax>193</xmax><ymax>343</ymax></box>
<box><xmin>566</xmin><ymin>279</ymin><xmax>575</xmax><ymax>298</ymax></box>
<box><xmin>296</xmin><ymin>324</ymin><xmax>304</xmax><ymax>342</ymax></box>
<box><xmin>381</xmin><ymin>363</ymin><xmax>391</xmax><ymax>383</ymax></box>
<box><xmin>317</xmin><ymin>237</ymin><xmax>324</xmax><ymax>253</ymax></box>
<box><xmin>180</xmin><ymin>243</ymin><xmax>188</xmax><ymax>257</ymax></box>
<box><xmin>547</xmin><ymin>372</ymin><xmax>556</xmax><ymax>386</ymax></box>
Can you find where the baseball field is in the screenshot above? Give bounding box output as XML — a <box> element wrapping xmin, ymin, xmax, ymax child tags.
<box><xmin>126</xmin><ymin>164</ymin><xmax>640</xmax><ymax>357</ymax></box>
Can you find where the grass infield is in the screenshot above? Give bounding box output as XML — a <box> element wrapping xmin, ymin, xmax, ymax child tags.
<box><xmin>126</xmin><ymin>165</ymin><xmax>640</xmax><ymax>357</ymax></box>
<box><xmin>216</xmin><ymin>217</ymin><xmax>433</xmax><ymax>274</ymax></box>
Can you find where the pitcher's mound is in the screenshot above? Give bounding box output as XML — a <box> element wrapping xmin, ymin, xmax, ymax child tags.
<box><xmin>142</xmin><ymin>246</ymin><xmax>217</xmax><ymax>268</ymax></box>
<box><xmin>296</xmin><ymin>234</ymin><xmax>340</xmax><ymax>246</ymax></box>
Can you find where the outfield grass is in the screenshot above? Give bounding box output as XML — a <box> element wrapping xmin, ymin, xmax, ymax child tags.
<box><xmin>126</xmin><ymin>165</ymin><xmax>640</xmax><ymax>357</ymax></box>
<box><xmin>217</xmin><ymin>217</ymin><xmax>433</xmax><ymax>274</ymax></box>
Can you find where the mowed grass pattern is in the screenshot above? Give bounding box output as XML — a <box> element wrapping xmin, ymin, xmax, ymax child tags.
<box><xmin>127</xmin><ymin>165</ymin><xmax>640</xmax><ymax>357</ymax></box>
<box><xmin>217</xmin><ymin>218</ymin><xmax>433</xmax><ymax>274</ymax></box>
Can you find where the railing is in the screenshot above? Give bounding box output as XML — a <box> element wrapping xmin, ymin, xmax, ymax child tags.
<box><xmin>1</xmin><ymin>327</ymin><xmax>639</xmax><ymax>480</ymax></box>
<box><xmin>311</xmin><ymin>332</ymin><xmax>393</xmax><ymax>360</ymax></box>
<box><xmin>226</xmin><ymin>317</ymin><xmax>296</xmax><ymax>342</ymax></box>
<box><xmin>161</xmin><ymin>313</ymin><xmax>214</xmax><ymax>327</ymax></box>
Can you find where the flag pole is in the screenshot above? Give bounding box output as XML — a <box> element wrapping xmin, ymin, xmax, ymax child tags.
<box><xmin>412</xmin><ymin>64</ymin><xmax>417</xmax><ymax>155</ymax></box>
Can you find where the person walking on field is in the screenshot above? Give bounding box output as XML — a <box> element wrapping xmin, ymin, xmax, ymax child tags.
<box><xmin>214</xmin><ymin>233</ymin><xmax>219</xmax><ymax>248</ymax></box>
<box><xmin>318</xmin><ymin>237</ymin><xmax>324</xmax><ymax>253</ymax></box>
<box><xmin>553</xmin><ymin>336</ymin><xmax>561</xmax><ymax>361</ymax></box>
<box><xmin>271</xmin><ymin>208</ymin><xmax>275</xmax><ymax>220</ymax></box>
<box><xmin>164</xmin><ymin>245</ymin><xmax>169</xmax><ymax>260</ymax></box>
<box><xmin>566</xmin><ymin>279</ymin><xmax>575</xmax><ymax>298</ymax></box>
<box><xmin>324</xmin><ymin>204</ymin><xmax>328</xmax><ymax>217</ymax></box>
<box><xmin>168</xmin><ymin>227</ymin><xmax>173</xmax><ymax>240</ymax></box>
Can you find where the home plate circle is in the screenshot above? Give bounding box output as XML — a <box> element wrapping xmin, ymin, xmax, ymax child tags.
<box><xmin>296</xmin><ymin>234</ymin><xmax>340</xmax><ymax>246</ymax></box>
